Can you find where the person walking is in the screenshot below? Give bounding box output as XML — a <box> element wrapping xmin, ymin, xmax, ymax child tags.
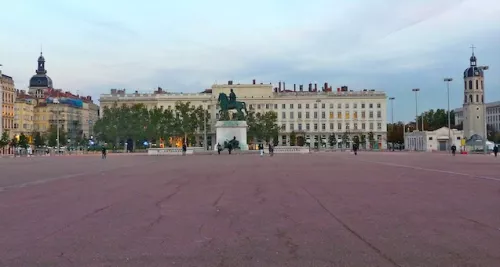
<box><xmin>353</xmin><ymin>143</ymin><xmax>359</xmax><ymax>156</ymax></box>
<box><xmin>217</xmin><ymin>143</ymin><xmax>222</xmax><ymax>155</ymax></box>
<box><xmin>268</xmin><ymin>142</ymin><xmax>274</xmax><ymax>157</ymax></box>
<box><xmin>494</xmin><ymin>145</ymin><xmax>498</xmax><ymax>157</ymax></box>
<box><xmin>228</xmin><ymin>143</ymin><xmax>233</xmax><ymax>154</ymax></box>
<box><xmin>451</xmin><ymin>144</ymin><xmax>457</xmax><ymax>156</ymax></box>
<box><xmin>182</xmin><ymin>142</ymin><xmax>187</xmax><ymax>156</ymax></box>
<box><xmin>101</xmin><ymin>145</ymin><xmax>107</xmax><ymax>159</ymax></box>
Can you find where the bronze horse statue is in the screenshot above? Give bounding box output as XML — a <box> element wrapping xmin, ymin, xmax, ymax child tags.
<box><xmin>218</xmin><ymin>93</ymin><xmax>248</xmax><ymax>119</ymax></box>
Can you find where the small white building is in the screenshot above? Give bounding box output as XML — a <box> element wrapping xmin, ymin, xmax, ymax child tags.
<box><xmin>405</xmin><ymin>127</ymin><xmax>464</xmax><ymax>151</ymax></box>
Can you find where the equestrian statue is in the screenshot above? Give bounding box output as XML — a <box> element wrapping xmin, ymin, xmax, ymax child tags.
<box><xmin>217</xmin><ymin>89</ymin><xmax>248</xmax><ymax>120</ymax></box>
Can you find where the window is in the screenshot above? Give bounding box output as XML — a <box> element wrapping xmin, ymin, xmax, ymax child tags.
<box><xmin>469</xmin><ymin>80</ymin><xmax>472</xmax><ymax>89</ymax></box>
<box><xmin>257</xmin><ymin>104</ymin><xmax>261</xmax><ymax>109</ymax></box>
<box><xmin>354</xmin><ymin>112</ymin><xmax>358</xmax><ymax>119</ymax></box>
<box><xmin>476</xmin><ymin>80</ymin><xmax>479</xmax><ymax>90</ymax></box>
<box><xmin>369</xmin><ymin>123</ymin><xmax>374</xmax><ymax>130</ymax></box>
<box><xmin>481</xmin><ymin>81</ymin><xmax>484</xmax><ymax>90</ymax></box>
<box><xmin>282</xmin><ymin>112</ymin><xmax>286</xmax><ymax>119</ymax></box>
<box><xmin>354</xmin><ymin>123</ymin><xmax>358</xmax><ymax>130</ymax></box>
<box><xmin>353</xmin><ymin>103</ymin><xmax>357</xmax><ymax>109</ymax></box>
<box><xmin>377</xmin><ymin>123</ymin><xmax>382</xmax><ymax>130</ymax></box>
<box><xmin>281</xmin><ymin>124</ymin><xmax>286</xmax><ymax>130</ymax></box>
<box><xmin>290</xmin><ymin>123</ymin><xmax>294</xmax><ymax>130</ymax></box>
<box><xmin>322</xmin><ymin>103</ymin><xmax>325</xmax><ymax>109</ymax></box>
<box><xmin>330</xmin><ymin>123</ymin><xmax>334</xmax><ymax>130</ymax></box>
<box><xmin>314</xmin><ymin>103</ymin><xmax>318</xmax><ymax>109</ymax></box>
<box><xmin>361</xmin><ymin>111</ymin><xmax>366</xmax><ymax>119</ymax></box>
<box><xmin>369</xmin><ymin>111</ymin><xmax>374</xmax><ymax>118</ymax></box>
<box><xmin>306</xmin><ymin>104</ymin><xmax>310</xmax><ymax>109</ymax></box>
<box><xmin>346</xmin><ymin>123</ymin><xmax>350</xmax><ymax>130</ymax></box>
<box><xmin>298</xmin><ymin>123</ymin><xmax>302</xmax><ymax>130</ymax></box>
<box><xmin>329</xmin><ymin>111</ymin><xmax>334</xmax><ymax>119</ymax></box>
<box><xmin>369</xmin><ymin>103</ymin><xmax>373</xmax><ymax>108</ymax></box>
<box><xmin>337</xmin><ymin>112</ymin><xmax>342</xmax><ymax>118</ymax></box>
<box><xmin>337</xmin><ymin>103</ymin><xmax>341</xmax><ymax>109</ymax></box>
<box><xmin>476</xmin><ymin>95</ymin><xmax>479</xmax><ymax>102</ymax></box>
<box><xmin>290</xmin><ymin>112</ymin><xmax>294</xmax><ymax>119</ymax></box>
<box><xmin>274</xmin><ymin>104</ymin><xmax>278</xmax><ymax>109</ymax></box>
<box><xmin>298</xmin><ymin>104</ymin><xmax>302</xmax><ymax>109</ymax></box>
<box><xmin>377</xmin><ymin>111</ymin><xmax>381</xmax><ymax>118</ymax></box>
<box><xmin>306</xmin><ymin>112</ymin><xmax>310</xmax><ymax>119</ymax></box>
<box><xmin>362</xmin><ymin>123</ymin><xmax>366</xmax><ymax>130</ymax></box>
<box><xmin>298</xmin><ymin>112</ymin><xmax>302</xmax><ymax>119</ymax></box>
<box><xmin>290</xmin><ymin>104</ymin><xmax>294</xmax><ymax>109</ymax></box>
<box><xmin>322</xmin><ymin>123</ymin><xmax>326</xmax><ymax>130</ymax></box>
<box><xmin>314</xmin><ymin>112</ymin><xmax>318</xmax><ymax>119</ymax></box>
<box><xmin>377</xmin><ymin>103</ymin><xmax>381</xmax><ymax>108</ymax></box>
<box><xmin>330</xmin><ymin>103</ymin><xmax>334</xmax><ymax>109</ymax></box>
<box><xmin>361</xmin><ymin>103</ymin><xmax>365</xmax><ymax>108</ymax></box>
<box><xmin>282</xmin><ymin>104</ymin><xmax>286</xmax><ymax>109</ymax></box>
<box><xmin>429</xmin><ymin>137</ymin><xmax>433</xmax><ymax>140</ymax></box>
<box><xmin>306</xmin><ymin>123</ymin><xmax>310</xmax><ymax>130</ymax></box>
<box><xmin>338</xmin><ymin>123</ymin><xmax>342</xmax><ymax>130</ymax></box>
<box><xmin>345</xmin><ymin>111</ymin><xmax>350</xmax><ymax>119</ymax></box>
<box><xmin>314</xmin><ymin>123</ymin><xmax>318</xmax><ymax>130</ymax></box>
<box><xmin>345</xmin><ymin>103</ymin><xmax>349</xmax><ymax>108</ymax></box>
<box><xmin>321</xmin><ymin>112</ymin><xmax>325</xmax><ymax>119</ymax></box>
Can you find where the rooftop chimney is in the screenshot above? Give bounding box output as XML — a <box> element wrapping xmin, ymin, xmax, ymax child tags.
<box><xmin>293</xmin><ymin>84</ymin><xmax>296</xmax><ymax>91</ymax></box>
<box><xmin>228</xmin><ymin>80</ymin><xmax>233</xmax><ymax>85</ymax></box>
<box><xmin>278</xmin><ymin>81</ymin><xmax>282</xmax><ymax>91</ymax></box>
<box><xmin>314</xmin><ymin>83</ymin><xmax>317</xmax><ymax>92</ymax></box>
<box><xmin>308</xmin><ymin>83</ymin><xmax>312</xmax><ymax>92</ymax></box>
<box><xmin>324</xmin><ymin>82</ymin><xmax>328</xmax><ymax>92</ymax></box>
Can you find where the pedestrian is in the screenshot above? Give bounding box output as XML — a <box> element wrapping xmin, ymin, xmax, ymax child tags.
<box><xmin>259</xmin><ymin>143</ymin><xmax>264</xmax><ymax>157</ymax></box>
<box><xmin>101</xmin><ymin>145</ymin><xmax>107</xmax><ymax>159</ymax></box>
<box><xmin>217</xmin><ymin>143</ymin><xmax>222</xmax><ymax>155</ymax></box>
<box><xmin>353</xmin><ymin>143</ymin><xmax>359</xmax><ymax>155</ymax></box>
<box><xmin>182</xmin><ymin>142</ymin><xmax>187</xmax><ymax>156</ymax></box>
<box><xmin>494</xmin><ymin>145</ymin><xmax>498</xmax><ymax>157</ymax></box>
<box><xmin>228</xmin><ymin>143</ymin><xmax>233</xmax><ymax>154</ymax></box>
<box><xmin>268</xmin><ymin>142</ymin><xmax>274</xmax><ymax>157</ymax></box>
<box><xmin>451</xmin><ymin>144</ymin><xmax>456</xmax><ymax>156</ymax></box>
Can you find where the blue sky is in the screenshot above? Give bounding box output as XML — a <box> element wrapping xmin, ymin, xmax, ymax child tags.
<box><xmin>1</xmin><ymin>0</ymin><xmax>499</xmax><ymax>122</ymax></box>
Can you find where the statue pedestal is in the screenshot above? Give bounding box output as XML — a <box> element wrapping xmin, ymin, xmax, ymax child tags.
<box><xmin>215</xmin><ymin>121</ymin><xmax>249</xmax><ymax>151</ymax></box>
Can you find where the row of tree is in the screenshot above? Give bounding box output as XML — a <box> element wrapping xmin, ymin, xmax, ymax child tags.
<box><xmin>0</xmin><ymin>127</ymin><xmax>73</xmax><ymax>151</ymax></box>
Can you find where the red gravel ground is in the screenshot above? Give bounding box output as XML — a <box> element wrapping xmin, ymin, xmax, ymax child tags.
<box><xmin>1</xmin><ymin>152</ymin><xmax>500</xmax><ymax>267</ymax></box>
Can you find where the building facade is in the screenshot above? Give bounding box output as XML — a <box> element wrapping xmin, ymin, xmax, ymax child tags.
<box><xmin>13</xmin><ymin>90</ymin><xmax>35</xmax><ymax>139</ymax></box>
<box><xmin>1</xmin><ymin>73</ymin><xmax>16</xmax><ymax>138</ymax></box>
<box><xmin>405</xmin><ymin>127</ymin><xmax>464</xmax><ymax>151</ymax></box>
<box><xmin>99</xmin><ymin>81</ymin><xmax>388</xmax><ymax>148</ymax></box>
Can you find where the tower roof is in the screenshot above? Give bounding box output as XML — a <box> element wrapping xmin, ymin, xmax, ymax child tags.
<box><xmin>29</xmin><ymin>52</ymin><xmax>53</xmax><ymax>88</ymax></box>
<box><xmin>464</xmin><ymin>49</ymin><xmax>483</xmax><ymax>79</ymax></box>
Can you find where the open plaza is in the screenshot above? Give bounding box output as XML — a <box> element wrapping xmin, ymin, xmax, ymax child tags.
<box><xmin>1</xmin><ymin>152</ymin><xmax>499</xmax><ymax>266</ymax></box>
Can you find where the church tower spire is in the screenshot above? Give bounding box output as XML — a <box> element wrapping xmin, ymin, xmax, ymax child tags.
<box><xmin>36</xmin><ymin>51</ymin><xmax>47</xmax><ymax>75</ymax></box>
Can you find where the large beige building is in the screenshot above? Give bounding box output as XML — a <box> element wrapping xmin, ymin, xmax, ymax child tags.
<box><xmin>1</xmin><ymin>73</ymin><xmax>16</xmax><ymax>138</ymax></box>
<box><xmin>99</xmin><ymin>80</ymin><xmax>388</xmax><ymax>148</ymax></box>
<box><xmin>13</xmin><ymin>90</ymin><xmax>35</xmax><ymax>139</ymax></box>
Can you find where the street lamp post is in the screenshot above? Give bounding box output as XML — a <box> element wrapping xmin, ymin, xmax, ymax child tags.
<box><xmin>389</xmin><ymin>97</ymin><xmax>395</xmax><ymax>151</ymax></box>
<box><xmin>316</xmin><ymin>99</ymin><xmax>321</xmax><ymax>150</ymax></box>
<box><xmin>202</xmin><ymin>100</ymin><xmax>208</xmax><ymax>150</ymax></box>
<box><xmin>412</xmin><ymin>88</ymin><xmax>420</xmax><ymax>131</ymax></box>
<box><xmin>478</xmin><ymin>65</ymin><xmax>489</xmax><ymax>154</ymax></box>
<box><xmin>444</xmin><ymin>78</ymin><xmax>453</xmax><ymax>151</ymax></box>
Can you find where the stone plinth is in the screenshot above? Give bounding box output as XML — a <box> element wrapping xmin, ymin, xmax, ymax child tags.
<box><xmin>215</xmin><ymin>121</ymin><xmax>249</xmax><ymax>151</ymax></box>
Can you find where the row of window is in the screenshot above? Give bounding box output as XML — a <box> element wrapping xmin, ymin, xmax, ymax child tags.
<box><xmin>465</xmin><ymin>80</ymin><xmax>484</xmax><ymax>90</ymax></box>
<box><xmin>281</xmin><ymin>122</ymin><xmax>383</xmax><ymax>131</ymax></box>
<box><xmin>464</xmin><ymin>94</ymin><xmax>484</xmax><ymax>104</ymax></box>
<box><xmin>281</xmin><ymin>111</ymin><xmax>382</xmax><ymax>120</ymax></box>
<box><xmin>2</xmin><ymin>118</ymin><xmax>14</xmax><ymax>130</ymax></box>
<box><xmin>250</xmin><ymin>102</ymin><xmax>382</xmax><ymax>110</ymax></box>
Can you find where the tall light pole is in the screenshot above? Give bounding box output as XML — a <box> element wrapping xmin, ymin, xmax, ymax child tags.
<box><xmin>202</xmin><ymin>100</ymin><xmax>208</xmax><ymax>150</ymax></box>
<box><xmin>316</xmin><ymin>99</ymin><xmax>321</xmax><ymax>150</ymax></box>
<box><xmin>0</xmin><ymin>64</ymin><xmax>3</xmax><ymax>138</ymax></box>
<box><xmin>53</xmin><ymin>98</ymin><xmax>61</xmax><ymax>154</ymax></box>
<box><xmin>478</xmin><ymin>65</ymin><xmax>489</xmax><ymax>154</ymax></box>
<box><xmin>389</xmin><ymin>97</ymin><xmax>395</xmax><ymax>150</ymax></box>
<box><xmin>412</xmin><ymin>88</ymin><xmax>420</xmax><ymax>131</ymax></box>
<box><xmin>444</xmin><ymin>78</ymin><xmax>453</xmax><ymax>151</ymax></box>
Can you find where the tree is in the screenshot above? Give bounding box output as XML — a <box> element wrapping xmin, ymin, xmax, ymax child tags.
<box><xmin>18</xmin><ymin>133</ymin><xmax>29</xmax><ymax>149</ymax></box>
<box><xmin>328</xmin><ymin>133</ymin><xmax>337</xmax><ymax>147</ymax></box>
<box><xmin>247</xmin><ymin>111</ymin><xmax>279</xmax><ymax>143</ymax></box>
<box><xmin>417</xmin><ymin>109</ymin><xmax>456</xmax><ymax>131</ymax></box>
<box><xmin>387</xmin><ymin>122</ymin><xmax>405</xmax><ymax>144</ymax></box>
<box><xmin>34</xmin><ymin>132</ymin><xmax>45</xmax><ymax>147</ymax></box>
<box><xmin>353</xmin><ymin>135</ymin><xmax>360</xmax><ymax>146</ymax></box>
<box><xmin>0</xmin><ymin>132</ymin><xmax>9</xmax><ymax>150</ymax></box>
<box><xmin>290</xmin><ymin>131</ymin><xmax>297</xmax><ymax>146</ymax></box>
<box><xmin>360</xmin><ymin>134</ymin><xmax>366</xmax><ymax>149</ymax></box>
<box><xmin>48</xmin><ymin>126</ymin><xmax>67</xmax><ymax>147</ymax></box>
<box><xmin>368</xmin><ymin>131</ymin><xmax>375</xmax><ymax>149</ymax></box>
<box><xmin>10</xmin><ymin>137</ymin><xmax>18</xmax><ymax>148</ymax></box>
<box><xmin>341</xmin><ymin>132</ymin><xmax>349</xmax><ymax>148</ymax></box>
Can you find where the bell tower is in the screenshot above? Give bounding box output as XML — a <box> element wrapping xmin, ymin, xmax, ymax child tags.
<box><xmin>462</xmin><ymin>45</ymin><xmax>487</xmax><ymax>140</ymax></box>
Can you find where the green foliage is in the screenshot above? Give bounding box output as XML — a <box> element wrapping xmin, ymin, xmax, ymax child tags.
<box><xmin>34</xmin><ymin>132</ymin><xmax>45</xmax><ymax>147</ymax></box>
<box><xmin>387</xmin><ymin>121</ymin><xmax>405</xmax><ymax>144</ymax></box>
<box><xmin>219</xmin><ymin>110</ymin><xmax>230</xmax><ymax>121</ymax></box>
<box><xmin>417</xmin><ymin>109</ymin><xmax>455</xmax><ymax>131</ymax></box>
<box><xmin>18</xmin><ymin>133</ymin><xmax>29</xmax><ymax>149</ymax></box>
<box><xmin>0</xmin><ymin>132</ymin><xmax>9</xmax><ymax>149</ymax></box>
<box><xmin>48</xmin><ymin>126</ymin><xmax>67</xmax><ymax>147</ymax></box>
<box><xmin>247</xmin><ymin>111</ymin><xmax>279</xmax><ymax>143</ymax></box>
<box><xmin>328</xmin><ymin>133</ymin><xmax>337</xmax><ymax>147</ymax></box>
<box><xmin>341</xmin><ymin>132</ymin><xmax>349</xmax><ymax>146</ymax></box>
<box><xmin>93</xmin><ymin>101</ymin><xmax>208</xmax><ymax>147</ymax></box>
<box><xmin>290</xmin><ymin>131</ymin><xmax>297</xmax><ymax>146</ymax></box>
<box><xmin>352</xmin><ymin>135</ymin><xmax>360</xmax><ymax>145</ymax></box>
<box><xmin>10</xmin><ymin>137</ymin><xmax>18</xmax><ymax>148</ymax></box>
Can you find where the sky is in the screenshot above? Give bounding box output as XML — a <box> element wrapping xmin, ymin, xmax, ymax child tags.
<box><xmin>1</xmin><ymin>0</ymin><xmax>500</xmax><ymax>122</ymax></box>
